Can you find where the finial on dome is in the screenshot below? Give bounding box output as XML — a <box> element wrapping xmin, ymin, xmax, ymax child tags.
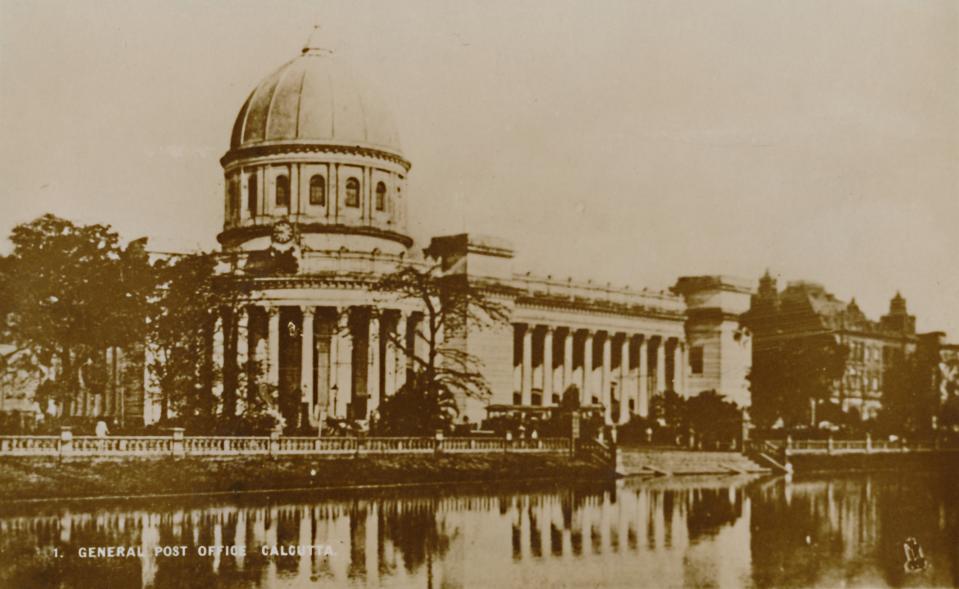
<box><xmin>302</xmin><ymin>25</ymin><xmax>332</xmax><ymax>55</ymax></box>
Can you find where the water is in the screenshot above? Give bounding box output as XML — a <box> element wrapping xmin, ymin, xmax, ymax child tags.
<box><xmin>0</xmin><ymin>473</ymin><xmax>957</xmax><ymax>588</ymax></box>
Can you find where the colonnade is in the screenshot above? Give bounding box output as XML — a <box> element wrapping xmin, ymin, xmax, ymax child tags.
<box><xmin>512</xmin><ymin>324</ymin><xmax>687</xmax><ymax>424</ymax></box>
<box><xmin>225</xmin><ymin>305</ymin><xmax>428</xmax><ymax>427</ymax></box>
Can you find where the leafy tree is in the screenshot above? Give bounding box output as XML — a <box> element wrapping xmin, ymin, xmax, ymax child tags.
<box><xmin>877</xmin><ymin>347</ymin><xmax>939</xmax><ymax>435</ymax></box>
<box><xmin>0</xmin><ymin>215</ymin><xmax>153</xmax><ymax>416</ymax></box>
<box><xmin>148</xmin><ymin>252</ymin><xmax>259</xmax><ymax>432</ymax></box>
<box><xmin>748</xmin><ymin>335</ymin><xmax>848</xmax><ymax>428</ymax></box>
<box><xmin>372</xmin><ymin>371</ymin><xmax>458</xmax><ymax>435</ymax></box>
<box><xmin>148</xmin><ymin>253</ymin><xmax>218</xmax><ymax>425</ymax></box>
<box><xmin>685</xmin><ymin>390</ymin><xmax>742</xmax><ymax>448</ymax></box>
<box><xmin>370</xmin><ymin>258</ymin><xmax>510</xmax><ymax>428</ymax></box>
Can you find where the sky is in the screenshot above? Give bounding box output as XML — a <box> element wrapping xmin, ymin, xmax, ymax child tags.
<box><xmin>0</xmin><ymin>0</ymin><xmax>957</xmax><ymax>335</ymax></box>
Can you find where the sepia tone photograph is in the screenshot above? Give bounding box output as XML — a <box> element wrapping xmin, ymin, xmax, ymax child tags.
<box><xmin>0</xmin><ymin>1</ymin><xmax>957</xmax><ymax>587</ymax></box>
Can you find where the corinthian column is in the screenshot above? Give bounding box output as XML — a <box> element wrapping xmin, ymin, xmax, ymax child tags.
<box><xmin>602</xmin><ymin>332</ymin><xmax>612</xmax><ymax>423</ymax></box>
<box><xmin>583</xmin><ymin>331</ymin><xmax>594</xmax><ymax>405</ymax></box>
<box><xmin>521</xmin><ymin>325</ymin><xmax>533</xmax><ymax>405</ymax></box>
<box><xmin>368</xmin><ymin>313</ymin><xmax>381</xmax><ymax>415</ymax></box>
<box><xmin>655</xmin><ymin>337</ymin><xmax>666</xmax><ymax>396</ymax></box>
<box><xmin>563</xmin><ymin>329</ymin><xmax>574</xmax><ymax>397</ymax></box>
<box><xmin>267</xmin><ymin>307</ymin><xmax>280</xmax><ymax>389</ymax></box>
<box><xmin>300</xmin><ymin>306</ymin><xmax>315</xmax><ymax>423</ymax></box>
<box><xmin>543</xmin><ymin>327</ymin><xmax>554</xmax><ymax>406</ymax></box>
<box><xmin>638</xmin><ymin>336</ymin><xmax>649</xmax><ymax>417</ymax></box>
<box><xmin>619</xmin><ymin>335</ymin><xmax>629</xmax><ymax>425</ymax></box>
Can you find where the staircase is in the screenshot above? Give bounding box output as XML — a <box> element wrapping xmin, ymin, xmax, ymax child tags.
<box><xmin>617</xmin><ymin>448</ymin><xmax>770</xmax><ymax>477</ymax></box>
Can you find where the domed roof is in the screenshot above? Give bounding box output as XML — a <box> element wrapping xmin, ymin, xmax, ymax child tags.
<box><xmin>229</xmin><ymin>31</ymin><xmax>402</xmax><ymax>155</ymax></box>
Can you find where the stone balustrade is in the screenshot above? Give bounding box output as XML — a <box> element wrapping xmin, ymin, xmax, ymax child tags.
<box><xmin>0</xmin><ymin>427</ymin><xmax>571</xmax><ymax>460</ymax></box>
<box><xmin>765</xmin><ymin>436</ymin><xmax>946</xmax><ymax>456</ymax></box>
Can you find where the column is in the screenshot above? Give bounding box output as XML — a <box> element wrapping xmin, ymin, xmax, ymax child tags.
<box><xmin>237</xmin><ymin>306</ymin><xmax>249</xmax><ymax>412</ymax></box>
<box><xmin>368</xmin><ymin>313</ymin><xmax>381</xmax><ymax>414</ymax></box>
<box><xmin>333</xmin><ymin>308</ymin><xmax>352</xmax><ymax>418</ymax></box>
<box><xmin>394</xmin><ymin>313</ymin><xmax>408</xmax><ymax>392</ymax></box>
<box><xmin>522</xmin><ymin>325</ymin><xmax>533</xmax><ymax>405</ymax></box>
<box><xmin>638</xmin><ymin>336</ymin><xmax>649</xmax><ymax>417</ymax></box>
<box><xmin>619</xmin><ymin>335</ymin><xmax>629</xmax><ymax>425</ymax></box>
<box><xmin>655</xmin><ymin>337</ymin><xmax>666</xmax><ymax>396</ymax></box>
<box><xmin>213</xmin><ymin>315</ymin><xmax>224</xmax><ymax>400</ymax></box>
<box><xmin>602</xmin><ymin>333</ymin><xmax>612</xmax><ymax>423</ymax></box>
<box><xmin>563</xmin><ymin>329</ymin><xmax>574</xmax><ymax>398</ymax></box>
<box><xmin>543</xmin><ymin>327</ymin><xmax>554</xmax><ymax>406</ymax></box>
<box><xmin>384</xmin><ymin>313</ymin><xmax>397</xmax><ymax>397</ymax></box>
<box><xmin>582</xmin><ymin>331</ymin><xmax>594</xmax><ymax>404</ymax></box>
<box><xmin>677</xmin><ymin>341</ymin><xmax>687</xmax><ymax>398</ymax></box>
<box><xmin>267</xmin><ymin>307</ymin><xmax>280</xmax><ymax>389</ymax></box>
<box><xmin>300</xmin><ymin>306</ymin><xmax>315</xmax><ymax>423</ymax></box>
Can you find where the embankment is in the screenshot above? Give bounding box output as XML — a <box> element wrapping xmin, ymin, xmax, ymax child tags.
<box><xmin>789</xmin><ymin>451</ymin><xmax>959</xmax><ymax>473</ymax></box>
<box><xmin>0</xmin><ymin>453</ymin><xmax>610</xmax><ymax>502</ymax></box>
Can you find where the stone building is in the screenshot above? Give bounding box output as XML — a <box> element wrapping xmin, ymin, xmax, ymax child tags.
<box><xmin>137</xmin><ymin>31</ymin><xmax>753</xmax><ymax>428</ymax></box>
<box><xmin>745</xmin><ymin>272</ymin><xmax>919</xmax><ymax>420</ymax></box>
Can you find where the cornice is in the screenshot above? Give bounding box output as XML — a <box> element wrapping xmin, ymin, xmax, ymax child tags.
<box><xmin>221</xmin><ymin>143</ymin><xmax>412</xmax><ymax>171</ymax></box>
<box><xmin>515</xmin><ymin>293</ymin><xmax>686</xmax><ymax>323</ymax></box>
<box><xmin>217</xmin><ymin>222</ymin><xmax>414</xmax><ymax>249</ymax></box>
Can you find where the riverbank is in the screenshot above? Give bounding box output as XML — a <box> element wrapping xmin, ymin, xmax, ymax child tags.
<box><xmin>0</xmin><ymin>454</ymin><xmax>611</xmax><ymax>501</ymax></box>
<box><xmin>789</xmin><ymin>450</ymin><xmax>959</xmax><ymax>473</ymax></box>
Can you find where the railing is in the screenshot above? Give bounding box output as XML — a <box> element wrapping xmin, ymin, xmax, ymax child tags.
<box><xmin>0</xmin><ymin>428</ymin><xmax>571</xmax><ymax>460</ymax></box>
<box><xmin>756</xmin><ymin>435</ymin><xmax>950</xmax><ymax>456</ymax></box>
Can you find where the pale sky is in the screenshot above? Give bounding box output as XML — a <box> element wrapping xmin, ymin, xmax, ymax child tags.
<box><xmin>1</xmin><ymin>0</ymin><xmax>957</xmax><ymax>335</ymax></box>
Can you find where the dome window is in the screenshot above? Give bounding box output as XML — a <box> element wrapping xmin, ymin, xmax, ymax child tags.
<box><xmin>247</xmin><ymin>172</ymin><xmax>258</xmax><ymax>216</ymax></box>
<box><xmin>345</xmin><ymin>177</ymin><xmax>360</xmax><ymax>208</ymax></box>
<box><xmin>275</xmin><ymin>175</ymin><xmax>290</xmax><ymax>208</ymax></box>
<box><xmin>375</xmin><ymin>182</ymin><xmax>387</xmax><ymax>211</ymax></box>
<box><xmin>309</xmin><ymin>175</ymin><xmax>326</xmax><ymax>206</ymax></box>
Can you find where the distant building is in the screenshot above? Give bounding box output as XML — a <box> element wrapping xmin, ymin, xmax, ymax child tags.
<box><xmin>744</xmin><ymin>272</ymin><xmax>919</xmax><ymax>420</ymax></box>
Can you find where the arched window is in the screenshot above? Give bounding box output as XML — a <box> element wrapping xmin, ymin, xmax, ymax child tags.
<box><xmin>228</xmin><ymin>176</ymin><xmax>240</xmax><ymax>218</ymax></box>
<box><xmin>345</xmin><ymin>177</ymin><xmax>360</xmax><ymax>208</ymax></box>
<box><xmin>309</xmin><ymin>175</ymin><xmax>326</xmax><ymax>206</ymax></box>
<box><xmin>375</xmin><ymin>182</ymin><xmax>387</xmax><ymax>211</ymax></box>
<box><xmin>275</xmin><ymin>174</ymin><xmax>290</xmax><ymax>208</ymax></box>
<box><xmin>248</xmin><ymin>172</ymin><xmax>258</xmax><ymax>216</ymax></box>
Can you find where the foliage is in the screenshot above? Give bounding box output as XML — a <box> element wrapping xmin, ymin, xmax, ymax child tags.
<box><xmin>372</xmin><ymin>370</ymin><xmax>458</xmax><ymax>436</ymax></box>
<box><xmin>0</xmin><ymin>215</ymin><xmax>153</xmax><ymax>415</ymax></box>
<box><xmin>148</xmin><ymin>253</ymin><xmax>219</xmax><ymax>423</ymax></box>
<box><xmin>876</xmin><ymin>345</ymin><xmax>945</xmax><ymax>435</ymax></box>
<box><xmin>148</xmin><ymin>252</ymin><xmax>260</xmax><ymax>432</ymax></box>
<box><xmin>370</xmin><ymin>260</ymin><xmax>510</xmax><ymax>427</ymax></box>
<box><xmin>748</xmin><ymin>335</ymin><xmax>848</xmax><ymax>428</ymax></box>
<box><xmin>685</xmin><ymin>390</ymin><xmax>742</xmax><ymax>448</ymax></box>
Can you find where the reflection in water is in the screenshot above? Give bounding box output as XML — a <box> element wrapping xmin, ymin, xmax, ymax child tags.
<box><xmin>0</xmin><ymin>473</ymin><xmax>956</xmax><ymax>588</ymax></box>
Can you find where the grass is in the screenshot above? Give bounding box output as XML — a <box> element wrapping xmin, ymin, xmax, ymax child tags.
<box><xmin>0</xmin><ymin>453</ymin><xmax>610</xmax><ymax>501</ymax></box>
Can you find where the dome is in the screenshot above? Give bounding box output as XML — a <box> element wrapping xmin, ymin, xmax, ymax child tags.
<box><xmin>229</xmin><ymin>33</ymin><xmax>402</xmax><ymax>156</ymax></box>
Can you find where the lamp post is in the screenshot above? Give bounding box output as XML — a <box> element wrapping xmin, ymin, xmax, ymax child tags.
<box><xmin>331</xmin><ymin>384</ymin><xmax>339</xmax><ymax>420</ymax></box>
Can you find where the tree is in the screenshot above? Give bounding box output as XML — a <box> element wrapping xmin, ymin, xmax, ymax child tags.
<box><xmin>370</xmin><ymin>257</ymin><xmax>510</xmax><ymax>429</ymax></box>
<box><xmin>685</xmin><ymin>390</ymin><xmax>742</xmax><ymax>448</ymax></box>
<box><xmin>0</xmin><ymin>215</ymin><xmax>153</xmax><ymax>416</ymax></box>
<box><xmin>373</xmin><ymin>371</ymin><xmax>458</xmax><ymax>435</ymax></box>
<box><xmin>877</xmin><ymin>347</ymin><xmax>939</xmax><ymax>435</ymax></box>
<box><xmin>147</xmin><ymin>252</ymin><xmax>259</xmax><ymax>432</ymax></box>
<box><xmin>748</xmin><ymin>335</ymin><xmax>848</xmax><ymax>429</ymax></box>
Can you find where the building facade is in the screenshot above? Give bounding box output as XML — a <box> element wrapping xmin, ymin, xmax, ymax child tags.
<box><xmin>133</xmin><ymin>32</ymin><xmax>755</xmax><ymax>429</ymax></box>
<box><xmin>744</xmin><ymin>272</ymin><xmax>920</xmax><ymax>420</ymax></box>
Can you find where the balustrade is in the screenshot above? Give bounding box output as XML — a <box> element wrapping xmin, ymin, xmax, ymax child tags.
<box><xmin>0</xmin><ymin>432</ymin><xmax>571</xmax><ymax>459</ymax></box>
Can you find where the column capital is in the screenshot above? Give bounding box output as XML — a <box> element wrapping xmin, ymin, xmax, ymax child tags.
<box><xmin>299</xmin><ymin>304</ymin><xmax>316</xmax><ymax>317</ymax></box>
<box><xmin>266</xmin><ymin>306</ymin><xmax>280</xmax><ymax>318</ymax></box>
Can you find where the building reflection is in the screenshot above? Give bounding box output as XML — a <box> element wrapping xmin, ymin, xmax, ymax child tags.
<box><xmin>0</xmin><ymin>473</ymin><xmax>956</xmax><ymax>588</ymax></box>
